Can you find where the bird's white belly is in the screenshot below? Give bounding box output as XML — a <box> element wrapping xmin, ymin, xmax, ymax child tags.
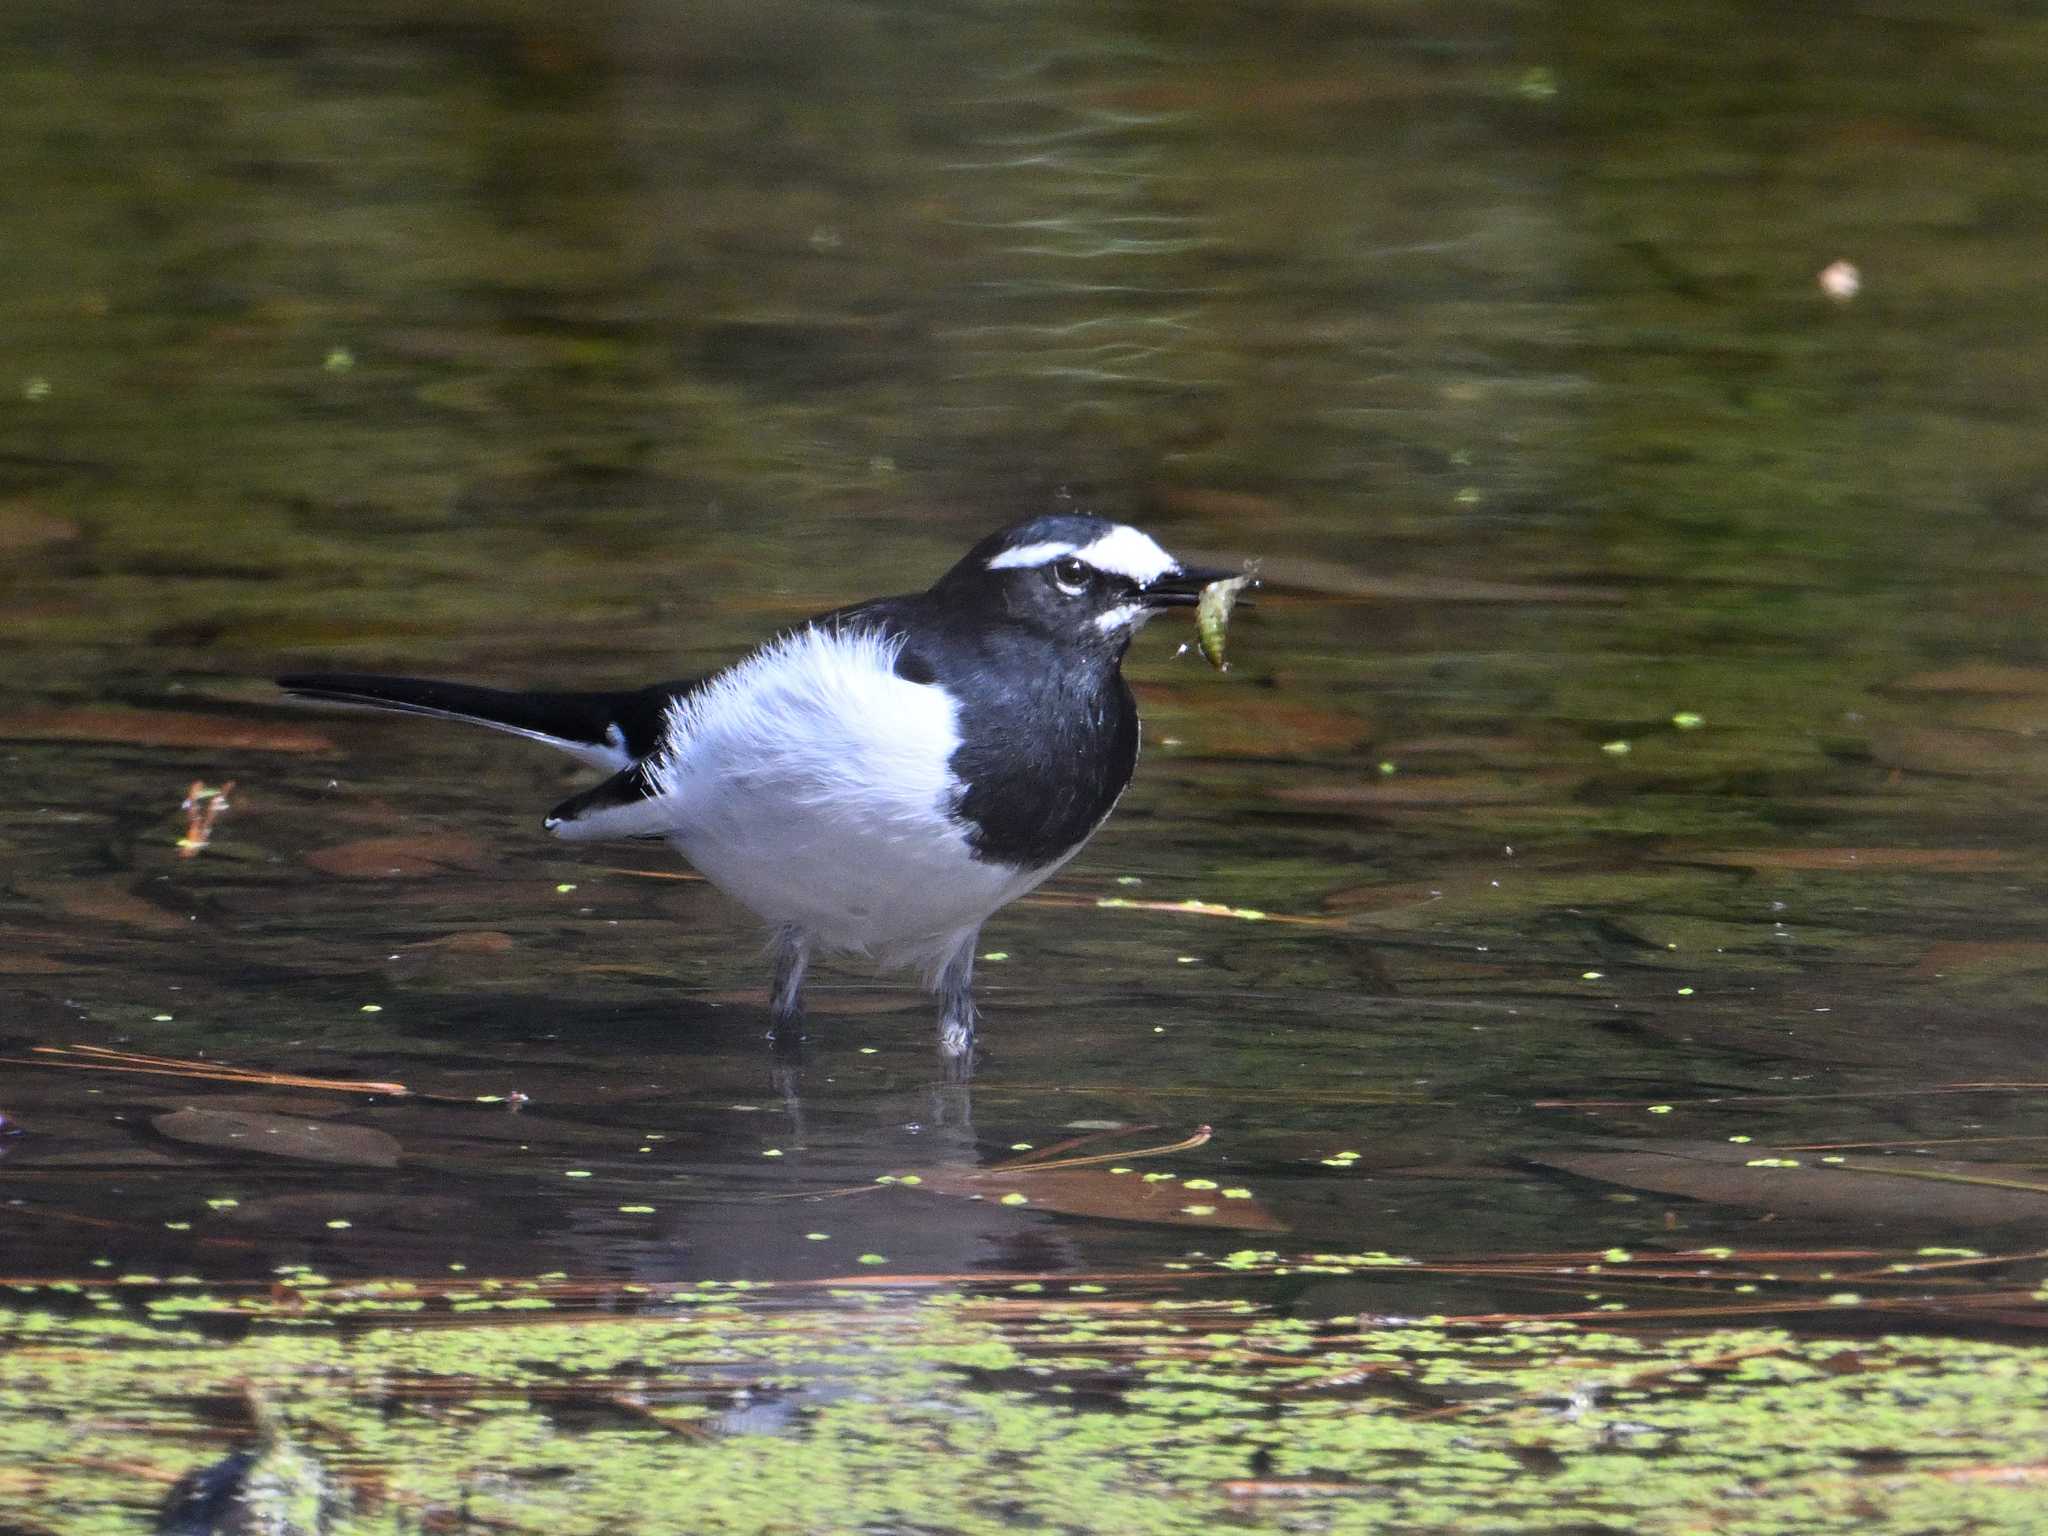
<box><xmin>672</xmin><ymin>812</ymin><xmax>1049</xmax><ymax>963</ymax></box>
<box><xmin>647</xmin><ymin>624</ymin><xmax>1051</xmax><ymax>962</ymax></box>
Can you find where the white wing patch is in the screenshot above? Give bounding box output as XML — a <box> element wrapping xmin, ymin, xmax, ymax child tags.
<box><xmin>984</xmin><ymin>524</ymin><xmax>1178</xmax><ymax>586</ymax></box>
<box><xmin>647</xmin><ymin>625</ymin><xmax>958</xmax><ymax>821</ymax></box>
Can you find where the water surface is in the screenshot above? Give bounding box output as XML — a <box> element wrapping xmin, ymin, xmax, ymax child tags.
<box><xmin>4</xmin><ymin>1</ymin><xmax>2047</xmax><ymax>1528</ymax></box>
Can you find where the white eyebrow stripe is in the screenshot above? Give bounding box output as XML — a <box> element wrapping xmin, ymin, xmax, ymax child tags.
<box><xmin>1076</xmin><ymin>525</ymin><xmax>1177</xmax><ymax>585</ymax></box>
<box><xmin>985</xmin><ymin>540</ymin><xmax>1079</xmax><ymax>571</ymax></box>
<box><xmin>983</xmin><ymin>524</ymin><xmax>1179</xmax><ymax>585</ymax></box>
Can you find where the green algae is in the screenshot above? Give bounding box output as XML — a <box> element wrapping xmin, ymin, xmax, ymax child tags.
<box><xmin>4</xmin><ymin>1281</ymin><xmax>2045</xmax><ymax>1536</ymax></box>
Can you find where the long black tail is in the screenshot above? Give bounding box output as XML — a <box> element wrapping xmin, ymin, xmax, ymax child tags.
<box><xmin>278</xmin><ymin>672</ymin><xmax>689</xmax><ymax>770</ymax></box>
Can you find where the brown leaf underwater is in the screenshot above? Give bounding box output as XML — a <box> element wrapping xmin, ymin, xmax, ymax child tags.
<box><xmin>1531</xmin><ymin>1139</ymin><xmax>2048</xmax><ymax>1228</ymax></box>
<box><xmin>305</xmin><ymin>833</ymin><xmax>492</xmax><ymax>878</ymax></box>
<box><xmin>0</xmin><ymin>707</ymin><xmax>334</xmax><ymax>753</ymax></box>
<box><xmin>152</xmin><ymin>1108</ymin><xmax>403</xmax><ymax>1168</ymax></box>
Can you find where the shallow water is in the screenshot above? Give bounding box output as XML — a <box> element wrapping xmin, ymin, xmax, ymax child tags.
<box><xmin>4</xmin><ymin>0</ymin><xmax>2048</xmax><ymax>1528</ymax></box>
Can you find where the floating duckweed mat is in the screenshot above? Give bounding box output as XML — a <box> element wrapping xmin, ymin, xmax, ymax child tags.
<box><xmin>6</xmin><ymin>1270</ymin><xmax>2048</xmax><ymax>1535</ymax></box>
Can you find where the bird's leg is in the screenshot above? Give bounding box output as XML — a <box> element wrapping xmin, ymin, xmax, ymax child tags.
<box><xmin>930</xmin><ymin>928</ymin><xmax>980</xmax><ymax>1065</ymax></box>
<box><xmin>768</xmin><ymin>925</ymin><xmax>810</xmax><ymax>1042</ymax></box>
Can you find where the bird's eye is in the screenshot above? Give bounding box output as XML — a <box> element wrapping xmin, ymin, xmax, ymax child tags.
<box><xmin>1050</xmin><ymin>557</ymin><xmax>1091</xmax><ymax>596</ymax></box>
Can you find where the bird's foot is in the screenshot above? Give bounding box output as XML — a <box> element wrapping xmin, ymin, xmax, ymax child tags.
<box><xmin>929</xmin><ymin>928</ymin><xmax>981</xmax><ymax>1072</ymax></box>
<box><xmin>767</xmin><ymin>925</ymin><xmax>810</xmax><ymax>1045</ymax></box>
<box><xmin>769</xmin><ymin>1049</ymin><xmax>807</xmax><ymax>1109</ymax></box>
<box><xmin>767</xmin><ymin>1007</ymin><xmax>806</xmax><ymax>1049</ymax></box>
<box><xmin>936</xmin><ymin>998</ymin><xmax>978</xmax><ymax>1079</ymax></box>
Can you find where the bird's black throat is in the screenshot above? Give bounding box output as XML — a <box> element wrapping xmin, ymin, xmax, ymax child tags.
<box><xmin>944</xmin><ymin>634</ymin><xmax>1138</xmax><ymax>869</ymax></box>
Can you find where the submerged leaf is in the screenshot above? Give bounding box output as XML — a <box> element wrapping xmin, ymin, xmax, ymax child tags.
<box><xmin>1866</xmin><ymin>726</ymin><xmax>2048</xmax><ymax>780</ymax></box>
<box><xmin>153</xmin><ymin>1109</ymin><xmax>401</xmax><ymax>1168</ymax></box>
<box><xmin>905</xmin><ymin>1165</ymin><xmax>1284</xmax><ymax>1231</ymax></box>
<box><xmin>0</xmin><ymin>708</ymin><xmax>333</xmax><ymax>753</ymax></box>
<box><xmin>1165</xmin><ymin>547</ymin><xmax>1621</xmax><ymax>604</ymax></box>
<box><xmin>18</xmin><ymin>877</ymin><xmax>193</xmax><ymax>932</ymax></box>
<box><xmin>1273</xmin><ymin>771</ymin><xmax>1575</xmax><ymax>808</ymax></box>
<box><xmin>403</xmin><ymin>929</ymin><xmax>517</xmax><ymax>956</ymax></box>
<box><xmin>305</xmin><ymin>834</ymin><xmax>490</xmax><ymax>878</ymax></box>
<box><xmin>1675</xmin><ymin>846</ymin><xmax>2014</xmax><ymax>872</ymax></box>
<box><xmin>1136</xmin><ymin>685</ymin><xmax>1367</xmax><ymax>757</ymax></box>
<box><xmin>1913</xmin><ymin>940</ymin><xmax>2048</xmax><ymax>979</ymax></box>
<box><xmin>1889</xmin><ymin>664</ymin><xmax>2048</xmax><ymax>695</ymax></box>
<box><xmin>1950</xmin><ymin>697</ymin><xmax>2048</xmax><ymax>735</ymax></box>
<box><xmin>0</xmin><ymin>502</ymin><xmax>79</xmax><ymax>554</ymax></box>
<box><xmin>1531</xmin><ymin>1140</ymin><xmax>2048</xmax><ymax>1227</ymax></box>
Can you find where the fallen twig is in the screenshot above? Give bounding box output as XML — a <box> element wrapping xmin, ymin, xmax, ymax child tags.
<box><xmin>9</xmin><ymin>1044</ymin><xmax>410</xmax><ymax>1097</ymax></box>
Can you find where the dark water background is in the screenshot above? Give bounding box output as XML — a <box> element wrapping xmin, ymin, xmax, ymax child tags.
<box><xmin>4</xmin><ymin>0</ymin><xmax>2048</xmax><ymax>1324</ymax></box>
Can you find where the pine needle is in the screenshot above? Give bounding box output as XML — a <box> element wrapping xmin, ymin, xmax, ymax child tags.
<box><xmin>11</xmin><ymin>1044</ymin><xmax>410</xmax><ymax>1097</ymax></box>
<box><xmin>978</xmin><ymin>1123</ymin><xmax>1212</xmax><ymax>1174</ymax></box>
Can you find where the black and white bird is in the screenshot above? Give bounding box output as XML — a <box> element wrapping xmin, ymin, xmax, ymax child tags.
<box><xmin>280</xmin><ymin>514</ymin><xmax>1234</xmax><ymax>1057</ymax></box>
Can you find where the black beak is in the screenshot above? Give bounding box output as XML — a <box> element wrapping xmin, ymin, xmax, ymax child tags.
<box><xmin>1141</xmin><ymin>564</ymin><xmax>1241</xmax><ymax>608</ymax></box>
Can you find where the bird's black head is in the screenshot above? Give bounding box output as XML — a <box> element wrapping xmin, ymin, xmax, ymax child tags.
<box><xmin>933</xmin><ymin>514</ymin><xmax>1232</xmax><ymax>653</ymax></box>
